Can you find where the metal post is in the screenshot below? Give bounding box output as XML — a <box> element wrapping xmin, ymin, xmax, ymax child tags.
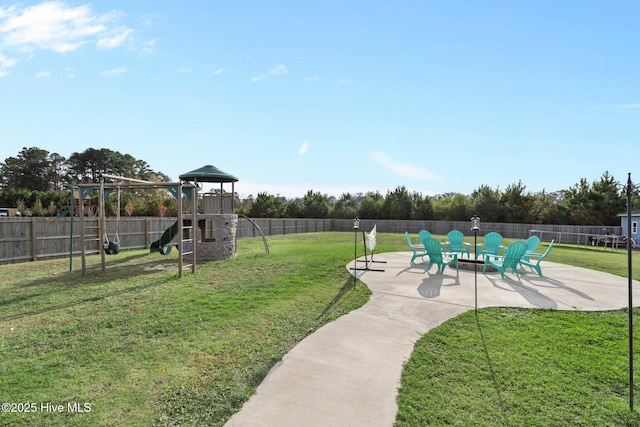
<box><xmin>353</xmin><ymin>220</ymin><xmax>359</xmax><ymax>269</ymax></box>
<box><xmin>350</xmin><ymin>218</ymin><xmax>360</xmax><ymax>284</ymax></box>
<box><xmin>66</xmin><ymin>185</ymin><xmax>76</xmax><ymax>272</ymax></box>
<box><xmin>627</xmin><ymin>173</ymin><xmax>634</xmax><ymax>411</ymax></box>
<box><xmin>474</xmin><ymin>228</ymin><xmax>478</xmax><ymax>312</ymax></box>
<box><xmin>471</xmin><ymin>215</ymin><xmax>480</xmax><ymax>313</ymax></box>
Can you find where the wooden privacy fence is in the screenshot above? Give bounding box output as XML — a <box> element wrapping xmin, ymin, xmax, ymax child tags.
<box><xmin>0</xmin><ymin>217</ymin><xmax>623</xmax><ymax>264</ymax></box>
<box><xmin>331</xmin><ymin>219</ymin><xmax>622</xmax><ymax>244</ymax></box>
<box><xmin>0</xmin><ymin>217</ymin><xmax>177</xmax><ymax>263</ymax></box>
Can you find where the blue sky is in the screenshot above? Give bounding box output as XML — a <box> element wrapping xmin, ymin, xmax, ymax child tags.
<box><xmin>1</xmin><ymin>1</ymin><xmax>638</xmax><ymax>198</ymax></box>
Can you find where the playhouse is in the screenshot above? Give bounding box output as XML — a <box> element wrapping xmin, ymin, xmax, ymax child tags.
<box><xmin>69</xmin><ymin>165</ymin><xmax>240</xmax><ymax>277</ymax></box>
<box><xmin>179</xmin><ymin>165</ymin><xmax>239</xmax><ymax>262</ymax></box>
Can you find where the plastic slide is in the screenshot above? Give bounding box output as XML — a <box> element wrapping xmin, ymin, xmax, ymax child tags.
<box><xmin>150</xmin><ymin>220</ymin><xmax>179</xmax><ymax>255</ymax></box>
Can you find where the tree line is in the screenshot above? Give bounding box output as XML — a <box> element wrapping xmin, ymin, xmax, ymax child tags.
<box><xmin>239</xmin><ymin>173</ymin><xmax>637</xmax><ymax>226</ymax></box>
<box><xmin>1</xmin><ymin>146</ymin><xmax>637</xmax><ymax>225</ymax></box>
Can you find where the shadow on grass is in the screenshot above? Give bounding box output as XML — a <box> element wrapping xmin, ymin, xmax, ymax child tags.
<box><xmin>316</xmin><ymin>277</ymin><xmax>359</xmax><ymax>322</ymax></box>
<box><xmin>0</xmin><ymin>275</ymin><xmax>175</xmax><ymax>322</ymax></box>
<box><xmin>476</xmin><ymin>311</ymin><xmax>511</xmax><ymax>426</ymax></box>
<box><xmin>11</xmin><ymin>251</ymin><xmax>177</xmax><ymax>291</ymax></box>
<box><xmin>0</xmin><ymin>251</ymin><xmax>185</xmax><ymax>321</ymax></box>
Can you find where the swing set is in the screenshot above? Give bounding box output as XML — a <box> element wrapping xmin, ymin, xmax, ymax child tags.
<box><xmin>102</xmin><ymin>186</ymin><xmax>121</xmax><ymax>255</ymax></box>
<box><xmin>71</xmin><ymin>174</ymin><xmax>198</xmax><ymax>278</ymax></box>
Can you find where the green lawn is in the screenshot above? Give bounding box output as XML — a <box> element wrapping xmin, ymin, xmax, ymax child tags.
<box><xmin>0</xmin><ymin>233</ymin><xmax>370</xmax><ymax>426</ymax></box>
<box><xmin>1</xmin><ymin>232</ymin><xmax>639</xmax><ymax>426</ymax></box>
<box><xmin>394</xmin><ymin>235</ymin><xmax>640</xmax><ymax>426</ymax></box>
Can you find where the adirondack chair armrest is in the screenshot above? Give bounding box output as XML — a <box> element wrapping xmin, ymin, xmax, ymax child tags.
<box><xmin>525</xmin><ymin>241</ymin><xmax>554</xmax><ymax>261</ymax></box>
<box><xmin>443</xmin><ymin>251</ymin><xmax>458</xmax><ymax>263</ymax></box>
<box><xmin>524</xmin><ymin>252</ymin><xmax>543</xmax><ymax>260</ymax></box>
<box><xmin>519</xmin><ymin>258</ymin><xmax>539</xmax><ymax>267</ymax></box>
<box><xmin>406</xmin><ymin>232</ymin><xmax>424</xmax><ymax>249</ymax></box>
<box><xmin>488</xmin><ymin>254</ymin><xmax>504</xmax><ymax>261</ymax></box>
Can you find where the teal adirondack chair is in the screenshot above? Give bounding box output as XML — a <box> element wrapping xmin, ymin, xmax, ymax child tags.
<box><xmin>445</xmin><ymin>230</ymin><xmax>471</xmax><ymax>259</ymax></box>
<box><xmin>523</xmin><ymin>236</ymin><xmax>541</xmax><ymax>261</ymax></box>
<box><xmin>406</xmin><ymin>231</ymin><xmax>428</xmax><ymax>264</ymax></box>
<box><xmin>419</xmin><ymin>229</ymin><xmax>446</xmax><ymax>251</ymax></box>
<box><xmin>520</xmin><ymin>240</ymin><xmax>554</xmax><ymax>276</ymax></box>
<box><xmin>483</xmin><ymin>240</ymin><xmax>527</xmax><ymax>279</ymax></box>
<box><xmin>418</xmin><ymin>230</ymin><xmax>432</xmax><ymax>243</ymax></box>
<box><xmin>422</xmin><ymin>236</ymin><xmax>458</xmax><ymax>273</ymax></box>
<box><xmin>475</xmin><ymin>232</ymin><xmax>503</xmax><ymax>261</ymax></box>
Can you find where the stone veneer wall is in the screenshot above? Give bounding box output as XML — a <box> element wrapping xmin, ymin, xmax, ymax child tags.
<box><xmin>192</xmin><ymin>214</ymin><xmax>238</xmax><ymax>261</ymax></box>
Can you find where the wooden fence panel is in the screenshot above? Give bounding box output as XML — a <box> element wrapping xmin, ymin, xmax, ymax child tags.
<box><xmin>0</xmin><ymin>217</ymin><xmax>624</xmax><ymax>264</ymax></box>
<box><xmin>0</xmin><ymin>219</ymin><xmax>31</xmax><ymax>262</ymax></box>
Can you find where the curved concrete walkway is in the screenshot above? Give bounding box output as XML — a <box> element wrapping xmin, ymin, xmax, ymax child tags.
<box><xmin>225</xmin><ymin>252</ymin><xmax>640</xmax><ymax>427</ymax></box>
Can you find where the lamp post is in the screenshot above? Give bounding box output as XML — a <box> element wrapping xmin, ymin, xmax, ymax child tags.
<box><xmin>353</xmin><ymin>217</ymin><xmax>360</xmax><ymax>260</ymax></box>
<box><xmin>626</xmin><ymin>173</ymin><xmax>633</xmax><ymax>411</ymax></box>
<box><xmin>350</xmin><ymin>218</ymin><xmax>360</xmax><ymax>283</ymax></box>
<box><xmin>471</xmin><ymin>215</ymin><xmax>480</xmax><ymax>312</ymax></box>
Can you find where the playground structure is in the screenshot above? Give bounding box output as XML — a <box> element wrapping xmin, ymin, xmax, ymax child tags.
<box><xmin>178</xmin><ymin>165</ymin><xmax>240</xmax><ymax>262</ymax></box>
<box><xmin>69</xmin><ymin>164</ymin><xmax>267</xmax><ymax>277</ymax></box>
<box><xmin>71</xmin><ymin>175</ymin><xmax>198</xmax><ymax>277</ymax></box>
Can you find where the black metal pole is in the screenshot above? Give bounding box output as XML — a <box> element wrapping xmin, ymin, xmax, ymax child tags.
<box><xmin>474</xmin><ymin>229</ymin><xmax>478</xmax><ymax>312</ymax></box>
<box><xmin>471</xmin><ymin>215</ymin><xmax>480</xmax><ymax>313</ymax></box>
<box><xmin>627</xmin><ymin>173</ymin><xmax>634</xmax><ymax>411</ymax></box>
<box><xmin>349</xmin><ymin>219</ymin><xmax>360</xmax><ymax>282</ymax></box>
<box><xmin>353</xmin><ymin>225</ymin><xmax>358</xmax><ymax>275</ymax></box>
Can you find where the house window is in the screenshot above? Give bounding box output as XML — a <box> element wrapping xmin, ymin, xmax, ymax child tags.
<box><xmin>633</xmin><ymin>221</ymin><xmax>638</xmax><ymax>235</ymax></box>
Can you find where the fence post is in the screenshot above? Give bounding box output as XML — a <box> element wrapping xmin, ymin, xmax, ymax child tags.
<box><xmin>31</xmin><ymin>217</ymin><xmax>38</xmax><ymax>261</ymax></box>
<box><xmin>145</xmin><ymin>218</ymin><xmax>150</xmax><ymax>249</ymax></box>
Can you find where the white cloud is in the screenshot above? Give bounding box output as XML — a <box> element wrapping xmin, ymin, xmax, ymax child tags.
<box><xmin>252</xmin><ymin>64</ymin><xmax>288</xmax><ymax>82</ymax></box>
<box><xmin>212</xmin><ymin>68</ymin><xmax>223</xmax><ymax>75</ymax></box>
<box><xmin>0</xmin><ymin>2</ymin><xmax>133</xmax><ymax>53</ymax></box>
<box><xmin>298</xmin><ymin>141</ymin><xmax>310</xmax><ymax>155</ymax></box>
<box><xmin>270</xmin><ymin>64</ymin><xmax>288</xmax><ymax>75</ymax></box>
<box><xmin>370</xmin><ymin>151</ymin><xmax>438</xmax><ymax>180</ymax></box>
<box><xmin>0</xmin><ymin>53</ymin><xmax>17</xmax><ymax>76</ymax></box>
<box><xmin>139</xmin><ymin>38</ymin><xmax>158</xmax><ymax>56</ymax></box>
<box><xmin>96</xmin><ymin>26</ymin><xmax>133</xmax><ymax>49</ymax></box>
<box><xmin>0</xmin><ymin>53</ymin><xmax>17</xmax><ymax>67</ymax></box>
<box><xmin>101</xmin><ymin>66</ymin><xmax>126</xmax><ymax>77</ymax></box>
<box><xmin>35</xmin><ymin>70</ymin><xmax>52</xmax><ymax>78</ymax></box>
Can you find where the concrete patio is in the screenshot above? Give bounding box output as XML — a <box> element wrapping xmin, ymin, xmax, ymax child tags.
<box><xmin>225</xmin><ymin>252</ymin><xmax>640</xmax><ymax>427</ymax></box>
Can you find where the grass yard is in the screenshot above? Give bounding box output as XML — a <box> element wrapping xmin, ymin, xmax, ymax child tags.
<box><xmin>395</xmin><ymin>235</ymin><xmax>640</xmax><ymax>427</ymax></box>
<box><xmin>1</xmin><ymin>231</ymin><xmax>640</xmax><ymax>426</ymax></box>
<box><xmin>0</xmin><ymin>232</ymin><xmax>371</xmax><ymax>426</ymax></box>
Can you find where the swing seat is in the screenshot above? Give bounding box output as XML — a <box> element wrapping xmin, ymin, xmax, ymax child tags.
<box><xmin>104</xmin><ymin>241</ymin><xmax>120</xmax><ymax>255</ymax></box>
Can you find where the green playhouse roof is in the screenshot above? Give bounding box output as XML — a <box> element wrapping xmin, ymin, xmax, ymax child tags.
<box><xmin>179</xmin><ymin>165</ymin><xmax>238</xmax><ymax>183</ymax></box>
